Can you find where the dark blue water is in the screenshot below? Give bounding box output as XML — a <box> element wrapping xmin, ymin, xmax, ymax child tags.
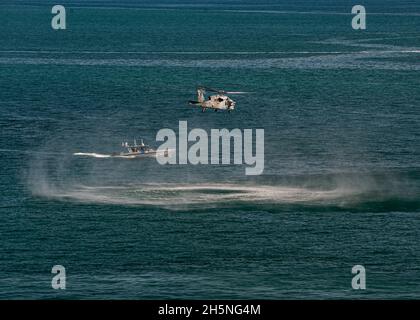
<box><xmin>1</xmin><ymin>1</ymin><xmax>420</xmax><ymax>299</ymax></box>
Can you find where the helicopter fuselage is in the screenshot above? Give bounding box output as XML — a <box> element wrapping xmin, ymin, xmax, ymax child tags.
<box><xmin>202</xmin><ymin>94</ymin><xmax>236</xmax><ymax>110</ymax></box>
<box><xmin>189</xmin><ymin>92</ymin><xmax>236</xmax><ymax>112</ymax></box>
<box><xmin>188</xmin><ymin>87</ymin><xmax>240</xmax><ymax>112</ymax></box>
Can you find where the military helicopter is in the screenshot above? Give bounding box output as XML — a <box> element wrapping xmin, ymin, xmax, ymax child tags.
<box><xmin>188</xmin><ymin>86</ymin><xmax>248</xmax><ymax>112</ymax></box>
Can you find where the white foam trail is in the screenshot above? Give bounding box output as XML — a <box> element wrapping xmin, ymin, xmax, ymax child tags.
<box><xmin>73</xmin><ymin>149</ymin><xmax>173</xmax><ymax>159</ymax></box>
<box><xmin>73</xmin><ymin>152</ymin><xmax>111</xmax><ymax>158</ymax></box>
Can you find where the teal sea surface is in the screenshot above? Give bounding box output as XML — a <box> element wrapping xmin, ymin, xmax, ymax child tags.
<box><xmin>1</xmin><ymin>0</ymin><xmax>420</xmax><ymax>299</ymax></box>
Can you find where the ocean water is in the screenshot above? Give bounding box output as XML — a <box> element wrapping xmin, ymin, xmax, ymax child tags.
<box><xmin>1</xmin><ymin>0</ymin><xmax>420</xmax><ymax>299</ymax></box>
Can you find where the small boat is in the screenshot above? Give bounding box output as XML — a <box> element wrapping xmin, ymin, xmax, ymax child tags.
<box><xmin>114</xmin><ymin>139</ymin><xmax>160</xmax><ymax>157</ymax></box>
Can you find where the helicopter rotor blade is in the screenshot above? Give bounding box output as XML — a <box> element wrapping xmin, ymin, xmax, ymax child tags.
<box><xmin>198</xmin><ymin>86</ymin><xmax>222</xmax><ymax>93</ymax></box>
<box><xmin>224</xmin><ymin>91</ymin><xmax>250</xmax><ymax>95</ymax></box>
<box><xmin>198</xmin><ymin>86</ymin><xmax>250</xmax><ymax>95</ymax></box>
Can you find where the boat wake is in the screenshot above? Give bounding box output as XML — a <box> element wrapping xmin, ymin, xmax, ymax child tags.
<box><xmin>73</xmin><ymin>149</ymin><xmax>174</xmax><ymax>159</ymax></box>
<box><xmin>73</xmin><ymin>152</ymin><xmax>112</xmax><ymax>158</ymax></box>
<box><xmin>73</xmin><ymin>152</ymin><xmax>139</xmax><ymax>159</ymax></box>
